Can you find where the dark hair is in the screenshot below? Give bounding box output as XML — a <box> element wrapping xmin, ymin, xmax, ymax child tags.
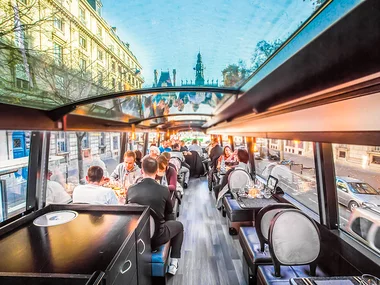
<box><xmin>134</xmin><ymin>150</ymin><xmax>142</xmax><ymax>161</ymax></box>
<box><xmin>162</xmin><ymin>152</ymin><xmax>171</xmax><ymax>160</ymax></box>
<box><xmin>124</xmin><ymin>150</ymin><xmax>136</xmax><ymax>160</ymax></box>
<box><xmin>192</xmin><ymin>139</ymin><xmax>197</xmax><ymax>144</ymax></box>
<box><xmin>173</xmin><ymin>143</ymin><xmax>180</xmax><ymax>150</ymax></box>
<box><xmin>142</xmin><ymin>156</ymin><xmax>158</xmax><ymax>175</ymax></box>
<box><xmin>237</xmin><ymin>149</ymin><xmax>249</xmax><ymax>164</ymax></box>
<box><xmin>223</xmin><ymin>146</ymin><xmax>232</xmax><ymax>156</ymax></box>
<box><xmin>157</xmin><ymin>155</ymin><xmax>169</xmax><ymax>171</ymax></box>
<box><xmin>87</xmin><ymin>166</ymin><xmax>104</xmax><ymax>182</ymax></box>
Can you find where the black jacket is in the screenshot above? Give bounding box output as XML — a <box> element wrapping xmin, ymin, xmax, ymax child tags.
<box><xmin>210</xmin><ymin>144</ymin><xmax>223</xmax><ymax>168</ymax></box>
<box><xmin>127</xmin><ymin>178</ymin><xmax>173</xmax><ymax>225</ymax></box>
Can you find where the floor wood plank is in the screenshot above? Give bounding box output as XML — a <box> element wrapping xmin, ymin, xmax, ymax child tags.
<box><xmin>167</xmin><ymin>177</ymin><xmax>247</xmax><ymax>285</ymax></box>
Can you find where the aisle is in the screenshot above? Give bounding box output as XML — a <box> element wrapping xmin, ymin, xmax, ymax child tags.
<box><xmin>167</xmin><ymin>178</ymin><xmax>247</xmax><ymax>285</ymax></box>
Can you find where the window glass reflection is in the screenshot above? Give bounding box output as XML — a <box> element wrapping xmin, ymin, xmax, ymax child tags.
<box><xmin>255</xmin><ymin>138</ymin><xmax>318</xmax><ymax>214</ymax></box>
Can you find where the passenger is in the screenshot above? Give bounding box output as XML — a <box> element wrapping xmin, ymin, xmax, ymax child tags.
<box><xmin>214</xmin><ymin>149</ymin><xmax>250</xmax><ymax>202</ymax></box>
<box><xmin>73</xmin><ymin>166</ymin><xmax>119</xmax><ymax>205</ymax></box>
<box><xmin>188</xmin><ymin>139</ymin><xmax>203</xmax><ymax>157</ymax></box>
<box><xmin>179</xmin><ymin>140</ymin><xmax>188</xmax><ymax>152</ymax></box>
<box><xmin>89</xmin><ymin>155</ymin><xmax>109</xmax><ymax>177</ymax></box>
<box><xmin>134</xmin><ymin>150</ymin><xmax>142</xmax><ymax>169</ymax></box>
<box><xmin>147</xmin><ymin>146</ymin><xmax>160</xmax><ymax>159</ymax></box>
<box><xmin>217</xmin><ymin>146</ymin><xmax>238</xmax><ymax>171</ymax></box>
<box><xmin>156</xmin><ymin>155</ymin><xmax>177</xmax><ymax>192</ymax></box>
<box><xmin>159</xmin><ymin>140</ymin><xmax>172</xmax><ymax>153</ymax></box>
<box><xmin>162</xmin><ymin>152</ymin><xmax>176</xmax><ymax>170</ymax></box>
<box><xmin>110</xmin><ymin>151</ymin><xmax>142</xmax><ymax>188</ymax></box>
<box><xmin>46</xmin><ymin>170</ymin><xmax>71</xmax><ymax>205</ymax></box>
<box><xmin>170</xmin><ymin>143</ymin><xmax>190</xmax><ymax>188</ymax></box>
<box><xmin>209</xmin><ymin>138</ymin><xmax>223</xmax><ymax>169</ymax></box>
<box><xmin>127</xmin><ymin>157</ymin><xmax>184</xmax><ymax>275</ymax></box>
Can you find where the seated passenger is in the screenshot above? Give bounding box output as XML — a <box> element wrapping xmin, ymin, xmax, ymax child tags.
<box><xmin>209</xmin><ymin>138</ymin><xmax>223</xmax><ymax>170</ymax></box>
<box><xmin>134</xmin><ymin>150</ymin><xmax>142</xmax><ymax>169</ymax></box>
<box><xmin>170</xmin><ymin>143</ymin><xmax>190</xmax><ymax>188</ymax></box>
<box><xmin>127</xmin><ymin>157</ymin><xmax>184</xmax><ymax>275</ymax></box>
<box><xmin>214</xmin><ymin>149</ymin><xmax>250</xmax><ymax>201</ymax></box>
<box><xmin>110</xmin><ymin>151</ymin><xmax>142</xmax><ymax>189</ymax></box>
<box><xmin>162</xmin><ymin>152</ymin><xmax>176</xmax><ymax>170</ymax></box>
<box><xmin>73</xmin><ymin>166</ymin><xmax>119</xmax><ymax>205</ymax></box>
<box><xmin>159</xmin><ymin>140</ymin><xmax>172</xmax><ymax>153</ymax></box>
<box><xmin>146</xmin><ymin>145</ymin><xmax>160</xmax><ymax>160</ymax></box>
<box><xmin>156</xmin><ymin>155</ymin><xmax>177</xmax><ymax>192</ymax></box>
<box><xmin>188</xmin><ymin>139</ymin><xmax>203</xmax><ymax>157</ymax></box>
<box><xmin>46</xmin><ymin>170</ymin><xmax>71</xmax><ymax>205</ymax></box>
<box><xmin>179</xmin><ymin>140</ymin><xmax>188</xmax><ymax>152</ymax></box>
<box><xmin>217</xmin><ymin>146</ymin><xmax>238</xmax><ymax>172</ymax></box>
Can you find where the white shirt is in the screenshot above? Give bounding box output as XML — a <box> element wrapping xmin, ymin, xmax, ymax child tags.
<box><xmin>46</xmin><ymin>181</ymin><xmax>71</xmax><ymax>205</ymax></box>
<box><xmin>73</xmin><ymin>184</ymin><xmax>119</xmax><ymax>205</ymax></box>
<box><xmin>188</xmin><ymin>144</ymin><xmax>203</xmax><ymax>157</ymax></box>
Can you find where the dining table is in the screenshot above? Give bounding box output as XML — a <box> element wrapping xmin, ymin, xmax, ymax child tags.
<box><xmin>231</xmin><ymin>188</ymin><xmax>277</xmax><ymax>210</ymax></box>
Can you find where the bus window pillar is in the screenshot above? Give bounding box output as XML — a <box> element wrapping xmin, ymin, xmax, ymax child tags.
<box><xmin>246</xmin><ymin>137</ymin><xmax>256</xmax><ymax>177</ymax></box>
<box><xmin>119</xmin><ymin>132</ymin><xmax>127</xmax><ymax>163</ymax></box>
<box><xmin>228</xmin><ymin>136</ymin><xmax>234</xmax><ymax>151</ymax></box>
<box><xmin>143</xmin><ymin>133</ymin><xmax>149</xmax><ymax>156</ymax></box>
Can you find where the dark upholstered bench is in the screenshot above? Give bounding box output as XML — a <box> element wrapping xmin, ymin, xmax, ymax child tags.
<box><xmin>239</xmin><ymin>227</ymin><xmax>273</xmax><ymax>285</ymax></box>
<box><xmin>223</xmin><ymin>196</ymin><xmax>254</xmax><ymax>235</ymax></box>
<box><xmin>151</xmin><ymin>241</ymin><xmax>171</xmax><ymax>284</ymax></box>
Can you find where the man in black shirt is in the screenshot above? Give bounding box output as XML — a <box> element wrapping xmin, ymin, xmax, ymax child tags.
<box><xmin>127</xmin><ymin>157</ymin><xmax>183</xmax><ymax>275</ymax></box>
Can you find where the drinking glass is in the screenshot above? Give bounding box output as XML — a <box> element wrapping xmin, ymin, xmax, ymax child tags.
<box><xmin>361</xmin><ymin>275</ymin><xmax>380</xmax><ymax>285</ymax></box>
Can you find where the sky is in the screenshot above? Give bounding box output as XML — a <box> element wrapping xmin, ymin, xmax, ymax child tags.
<box><xmin>100</xmin><ymin>0</ymin><xmax>318</xmax><ymax>87</ymax></box>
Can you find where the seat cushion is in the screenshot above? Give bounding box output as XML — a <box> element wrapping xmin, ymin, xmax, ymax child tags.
<box><xmin>223</xmin><ymin>196</ymin><xmax>254</xmax><ymax>222</ymax></box>
<box><xmin>291</xmin><ymin>265</ymin><xmax>328</xmax><ymax>278</ymax></box>
<box><xmin>152</xmin><ymin>241</ymin><xmax>171</xmax><ymax>277</ymax></box>
<box><xmin>239</xmin><ymin>227</ymin><xmax>272</xmax><ymax>272</ymax></box>
<box><xmin>257</xmin><ymin>265</ymin><xmax>297</xmax><ymax>285</ymax></box>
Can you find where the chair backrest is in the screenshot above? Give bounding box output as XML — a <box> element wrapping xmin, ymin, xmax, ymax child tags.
<box><xmin>228</xmin><ymin>168</ymin><xmax>251</xmax><ymax>190</ymax></box>
<box><xmin>256</xmin><ymin>203</ymin><xmax>297</xmax><ymax>251</ymax></box>
<box><xmin>149</xmin><ymin>208</ymin><xmax>161</xmax><ymax>239</ymax></box>
<box><xmin>169</xmin><ymin>157</ymin><xmax>182</xmax><ymax>172</ymax></box>
<box><xmin>268</xmin><ymin>209</ymin><xmax>321</xmax><ymax>277</ymax></box>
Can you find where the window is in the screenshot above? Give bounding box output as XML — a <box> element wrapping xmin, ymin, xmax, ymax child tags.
<box><xmin>113</xmin><ymin>136</ymin><xmax>119</xmax><ymax>150</ymax></box>
<box><xmin>57</xmin><ymin>132</ymin><xmax>67</xmax><ymax>153</ymax></box>
<box><xmin>99</xmin><ymin>132</ymin><xmax>106</xmax><ymax>146</ymax></box>
<box><xmin>55</xmin><ymin>75</ymin><xmax>64</xmax><ymax>90</ymax></box>
<box><xmin>97</xmin><ymin>48</ymin><xmax>103</xmax><ymax>61</ymax></box>
<box><xmin>53</xmin><ymin>43</ymin><xmax>63</xmax><ymax>65</ymax></box>
<box><xmin>111</xmin><ymin>61</ymin><xmax>116</xmax><ymax>72</ymax></box>
<box><xmin>117</xmin><ymin>47</ymin><xmax>120</xmax><ymax>57</ymax></box>
<box><xmin>79</xmin><ymin>7</ymin><xmax>86</xmax><ymax>23</ymax></box>
<box><xmin>0</xmin><ymin>130</ymin><xmax>31</xmax><ymax>222</ymax></box>
<box><xmin>97</xmin><ymin>70</ymin><xmax>103</xmax><ymax>85</ymax></box>
<box><xmin>82</xmin><ymin>133</ymin><xmax>89</xmax><ymax>149</ymax></box>
<box><xmin>96</xmin><ymin>0</ymin><xmax>102</xmax><ymax>16</ymax></box>
<box><xmin>96</xmin><ymin>25</ymin><xmax>102</xmax><ymax>38</ymax></box>
<box><xmin>15</xmin><ymin>64</ymin><xmax>30</xmax><ymax>90</ymax></box>
<box><xmin>111</xmin><ymin>77</ymin><xmax>116</xmax><ymax>89</ymax></box>
<box><xmin>79</xmin><ymin>58</ymin><xmax>86</xmax><ymax>72</ymax></box>
<box><xmin>54</xmin><ymin>17</ymin><xmax>63</xmax><ymax>31</ymax></box>
<box><xmin>255</xmin><ymin>138</ymin><xmax>318</xmax><ymax>214</ymax></box>
<box><xmin>375</xmin><ymin>229</ymin><xmax>380</xmax><ymax>251</ymax></box>
<box><xmin>118</xmin><ymin>81</ymin><xmax>122</xmax><ymax>91</ymax></box>
<box><xmin>14</xmin><ymin>22</ymin><xmax>28</xmax><ymax>49</ymax></box>
<box><xmin>332</xmin><ymin>143</ymin><xmax>380</xmax><ymax>254</ymax></box>
<box><xmin>79</xmin><ymin>35</ymin><xmax>87</xmax><ymax>50</ymax></box>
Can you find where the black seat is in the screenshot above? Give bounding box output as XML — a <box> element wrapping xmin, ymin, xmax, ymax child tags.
<box><xmin>257</xmin><ymin>209</ymin><xmax>327</xmax><ymax>285</ymax></box>
<box><xmin>239</xmin><ymin>203</ymin><xmax>296</xmax><ymax>285</ymax></box>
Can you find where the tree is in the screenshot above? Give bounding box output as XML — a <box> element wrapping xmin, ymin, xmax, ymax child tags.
<box><xmin>251</xmin><ymin>39</ymin><xmax>283</xmax><ymax>72</ymax></box>
<box><xmin>222</xmin><ymin>60</ymin><xmax>251</xmax><ymax>87</ymax></box>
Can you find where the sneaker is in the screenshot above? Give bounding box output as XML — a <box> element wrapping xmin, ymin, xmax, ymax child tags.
<box><xmin>167</xmin><ymin>263</ymin><xmax>178</xmax><ymax>275</ymax></box>
<box><xmin>184</xmin><ymin>183</ymin><xmax>188</xmax><ymax>189</ymax></box>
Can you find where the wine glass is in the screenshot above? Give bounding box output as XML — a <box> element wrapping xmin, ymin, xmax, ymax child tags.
<box><xmin>361</xmin><ymin>275</ymin><xmax>380</xmax><ymax>285</ymax></box>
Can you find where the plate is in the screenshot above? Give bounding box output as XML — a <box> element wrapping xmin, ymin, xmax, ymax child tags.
<box><xmin>33</xmin><ymin>210</ymin><xmax>78</xmax><ymax>227</ymax></box>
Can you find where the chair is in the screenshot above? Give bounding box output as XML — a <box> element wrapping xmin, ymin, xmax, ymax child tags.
<box><xmin>257</xmin><ymin>210</ymin><xmax>325</xmax><ymax>285</ymax></box>
<box><xmin>239</xmin><ymin>203</ymin><xmax>296</xmax><ymax>284</ymax></box>
<box><xmin>169</xmin><ymin>157</ymin><xmax>185</xmax><ymax>187</ymax></box>
<box><xmin>228</xmin><ymin>168</ymin><xmax>251</xmax><ymax>191</ymax></box>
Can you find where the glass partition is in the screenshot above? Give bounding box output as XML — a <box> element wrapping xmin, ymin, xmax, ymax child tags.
<box><xmin>332</xmin><ymin>143</ymin><xmax>380</xmax><ymax>255</ymax></box>
<box><xmin>0</xmin><ymin>131</ymin><xmax>31</xmax><ymax>222</ymax></box>
<box><xmin>255</xmin><ymin>138</ymin><xmax>318</xmax><ymax>214</ymax></box>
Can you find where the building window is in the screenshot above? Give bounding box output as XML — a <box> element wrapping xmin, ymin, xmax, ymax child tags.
<box><xmin>79</xmin><ymin>35</ymin><xmax>87</xmax><ymax>50</ymax></box>
<box><xmin>118</xmin><ymin>81</ymin><xmax>122</xmax><ymax>91</ymax></box>
<box><xmin>372</xmin><ymin>155</ymin><xmax>380</xmax><ymax>165</ymax></box>
<box><xmin>54</xmin><ymin>17</ymin><xmax>63</xmax><ymax>31</ymax></box>
<box><xmin>15</xmin><ymin>64</ymin><xmax>30</xmax><ymax>90</ymax></box>
<box><xmin>97</xmin><ymin>70</ymin><xmax>103</xmax><ymax>85</ymax></box>
<box><xmin>109</xmin><ymin>44</ymin><xmax>114</xmax><ymax>52</ymax></box>
<box><xmin>111</xmin><ymin>61</ymin><xmax>116</xmax><ymax>72</ymax></box>
<box><xmin>79</xmin><ymin>58</ymin><xmax>86</xmax><ymax>72</ymax></box>
<box><xmin>79</xmin><ymin>7</ymin><xmax>86</xmax><ymax>23</ymax></box>
<box><xmin>375</xmin><ymin>146</ymin><xmax>380</xmax><ymax>152</ymax></box>
<box><xmin>53</xmin><ymin>43</ymin><xmax>63</xmax><ymax>65</ymax></box>
<box><xmin>117</xmin><ymin>47</ymin><xmax>120</xmax><ymax>57</ymax></box>
<box><xmin>96</xmin><ymin>25</ymin><xmax>102</xmax><ymax>38</ymax></box>
<box><xmin>97</xmin><ymin>49</ymin><xmax>103</xmax><ymax>61</ymax></box>
<box><xmin>55</xmin><ymin>75</ymin><xmax>64</xmax><ymax>90</ymax></box>
<box><xmin>112</xmin><ymin>77</ymin><xmax>116</xmax><ymax>89</ymax></box>
<box><xmin>99</xmin><ymin>132</ymin><xmax>106</xmax><ymax>146</ymax></box>
<box><xmin>57</xmin><ymin>132</ymin><xmax>67</xmax><ymax>153</ymax></box>
<box><xmin>96</xmin><ymin>0</ymin><xmax>102</xmax><ymax>16</ymax></box>
<box><xmin>82</xmin><ymin>133</ymin><xmax>89</xmax><ymax>149</ymax></box>
<box><xmin>113</xmin><ymin>136</ymin><xmax>119</xmax><ymax>150</ymax></box>
<box><xmin>339</xmin><ymin>151</ymin><xmax>346</xmax><ymax>158</ymax></box>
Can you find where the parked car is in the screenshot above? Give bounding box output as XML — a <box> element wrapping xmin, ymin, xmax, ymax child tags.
<box><xmin>336</xmin><ymin>176</ymin><xmax>380</xmax><ymax>212</ymax></box>
<box><xmin>346</xmin><ymin>207</ymin><xmax>380</xmax><ymax>255</ymax></box>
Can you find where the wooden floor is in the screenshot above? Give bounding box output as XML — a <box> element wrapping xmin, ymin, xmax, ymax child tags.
<box><xmin>167</xmin><ymin>177</ymin><xmax>247</xmax><ymax>285</ymax></box>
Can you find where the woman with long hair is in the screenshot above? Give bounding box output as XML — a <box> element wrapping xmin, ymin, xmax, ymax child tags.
<box><xmin>217</xmin><ymin>146</ymin><xmax>237</xmax><ymax>170</ymax></box>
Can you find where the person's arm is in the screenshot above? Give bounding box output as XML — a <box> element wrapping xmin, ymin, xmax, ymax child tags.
<box><xmin>107</xmin><ymin>190</ymin><xmax>119</xmax><ymax>205</ymax></box>
<box><xmin>167</xmin><ymin>168</ymin><xmax>177</xmax><ymax>192</ymax></box>
<box><xmin>110</xmin><ymin>164</ymin><xmax>120</xmax><ymax>181</ymax></box>
<box><xmin>164</xmin><ymin>190</ymin><xmax>174</xmax><ymax>216</ymax></box>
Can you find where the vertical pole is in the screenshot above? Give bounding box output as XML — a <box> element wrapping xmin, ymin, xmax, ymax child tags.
<box><xmin>228</xmin><ymin>135</ymin><xmax>234</xmax><ymax>151</ymax></box>
<box><xmin>143</xmin><ymin>133</ymin><xmax>149</xmax><ymax>156</ymax></box>
<box><xmin>157</xmin><ymin>132</ymin><xmax>161</xmax><ymax>147</ymax></box>
<box><xmin>219</xmin><ymin>135</ymin><xmax>223</xmax><ymax>147</ymax></box>
<box><xmin>246</xmin><ymin>137</ymin><xmax>256</xmax><ymax>176</ymax></box>
<box><xmin>120</xmin><ymin>132</ymin><xmax>127</xmax><ymax>163</ymax></box>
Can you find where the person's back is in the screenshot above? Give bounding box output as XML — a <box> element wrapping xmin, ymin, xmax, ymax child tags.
<box><xmin>188</xmin><ymin>139</ymin><xmax>203</xmax><ymax>157</ymax></box>
<box><xmin>128</xmin><ymin>178</ymin><xmax>171</xmax><ymax>223</ymax></box>
<box><xmin>46</xmin><ymin>180</ymin><xmax>71</xmax><ymax>205</ymax></box>
<box><xmin>210</xmin><ymin>143</ymin><xmax>223</xmax><ymax>168</ymax></box>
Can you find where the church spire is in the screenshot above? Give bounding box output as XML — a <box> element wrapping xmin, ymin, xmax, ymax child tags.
<box><xmin>194</xmin><ymin>52</ymin><xmax>205</xmax><ymax>86</ymax></box>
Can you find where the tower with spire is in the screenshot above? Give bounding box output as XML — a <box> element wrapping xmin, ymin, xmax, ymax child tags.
<box><xmin>181</xmin><ymin>52</ymin><xmax>218</xmax><ymax>87</ymax></box>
